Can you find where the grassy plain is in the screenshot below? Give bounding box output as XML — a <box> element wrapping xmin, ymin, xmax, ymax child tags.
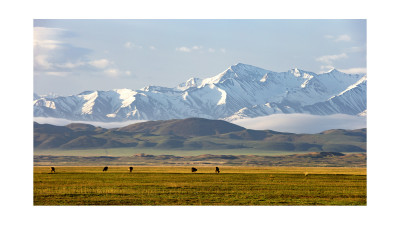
<box><xmin>34</xmin><ymin>148</ymin><xmax>311</xmax><ymax>156</ymax></box>
<box><xmin>34</xmin><ymin>166</ymin><xmax>366</xmax><ymax>206</ymax></box>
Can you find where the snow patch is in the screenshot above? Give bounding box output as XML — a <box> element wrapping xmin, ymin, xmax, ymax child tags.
<box><xmin>216</xmin><ymin>87</ymin><xmax>227</xmax><ymax>105</ymax></box>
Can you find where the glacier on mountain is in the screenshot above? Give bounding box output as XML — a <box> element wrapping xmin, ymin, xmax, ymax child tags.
<box><xmin>34</xmin><ymin>63</ymin><xmax>367</xmax><ymax>122</ymax></box>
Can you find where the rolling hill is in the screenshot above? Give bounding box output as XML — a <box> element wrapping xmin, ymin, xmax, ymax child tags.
<box><xmin>34</xmin><ymin>118</ymin><xmax>366</xmax><ymax>152</ymax></box>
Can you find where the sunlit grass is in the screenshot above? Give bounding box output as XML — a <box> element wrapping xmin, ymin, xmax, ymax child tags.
<box><xmin>34</xmin><ymin>166</ymin><xmax>366</xmax><ymax>205</ymax></box>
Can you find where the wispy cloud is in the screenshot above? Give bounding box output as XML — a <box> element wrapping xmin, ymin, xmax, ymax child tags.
<box><xmin>176</xmin><ymin>45</ymin><xmax>225</xmax><ymax>53</ymax></box>
<box><xmin>176</xmin><ymin>46</ymin><xmax>203</xmax><ymax>53</ymax></box>
<box><xmin>346</xmin><ymin>46</ymin><xmax>365</xmax><ymax>53</ymax></box>
<box><xmin>34</xmin><ymin>117</ymin><xmax>146</xmax><ymax>129</ymax></box>
<box><xmin>319</xmin><ymin>65</ymin><xmax>335</xmax><ymax>73</ymax></box>
<box><xmin>34</xmin><ymin>27</ymin><xmax>128</xmax><ymax>78</ymax></box>
<box><xmin>88</xmin><ymin>59</ymin><xmax>111</xmax><ymax>69</ymax></box>
<box><xmin>104</xmin><ymin>69</ymin><xmax>132</xmax><ymax>77</ymax></box>
<box><xmin>34</xmin><ymin>27</ymin><xmax>90</xmax><ymax>74</ymax></box>
<box><xmin>124</xmin><ymin>41</ymin><xmax>142</xmax><ymax>49</ymax></box>
<box><xmin>176</xmin><ymin>46</ymin><xmax>192</xmax><ymax>52</ymax></box>
<box><xmin>325</xmin><ymin>34</ymin><xmax>352</xmax><ymax>42</ymax></box>
<box><xmin>192</xmin><ymin>45</ymin><xmax>202</xmax><ymax>50</ymax></box>
<box><xmin>335</xmin><ymin>34</ymin><xmax>351</xmax><ymax>42</ymax></box>
<box><xmin>42</xmin><ymin>72</ymin><xmax>70</xmax><ymax>77</ymax></box>
<box><xmin>339</xmin><ymin>67</ymin><xmax>367</xmax><ymax>74</ymax></box>
<box><xmin>125</xmin><ymin>42</ymin><xmax>157</xmax><ymax>51</ymax></box>
<box><xmin>316</xmin><ymin>53</ymin><xmax>348</xmax><ymax>64</ymax></box>
<box><xmin>232</xmin><ymin>114</ymin><xmax>366</xmax><ymax>134</ymax></box>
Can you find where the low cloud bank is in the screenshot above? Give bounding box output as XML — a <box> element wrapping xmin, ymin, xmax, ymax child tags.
<box><xmin>34</xmin><ymin>117</ymin><xmax>146</xmax><ymax>128</ymax></box>
<box><xmin>232</xmin><ymin>114</ymin><xmax>366</xmax><ymax>134</ymax></box>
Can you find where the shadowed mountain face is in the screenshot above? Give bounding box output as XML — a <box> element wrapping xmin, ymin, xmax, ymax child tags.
<box><xmin>34</xmin><ymin>118</ymin><xmax>366</xmax><ymax>152</ymax></box>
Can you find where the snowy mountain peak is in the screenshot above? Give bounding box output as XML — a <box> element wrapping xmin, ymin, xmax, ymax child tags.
<box><xmin>327</xmin><ymin>68</ymin><xmax>338</xmax><ymax>73</ymax></box>
<box><xmin>34</xmin><ymin>63</ymin><xmax>367</xmax><ymax>122</ymax></box>
<box><xmin>230</xmin><ymin>62</ymin><xmax>259</xmax><ymax>70</ymax></box>
<box><xmin>78</xmin><ymin>90</ymin><xmax>96</xmax><ymax>96</ymax></box>
<box><xmin>198</xmin><ymin>63</ymin><xmax>271</xmax><ymax>87</ymax></box>
<box><xmin>291</xmin><ymin>68</ymin><xmax>301</xmax><ymax>77</ymax></box>
<box><xmin>176</xmin><ymin>77</ymin><xmax>202</xmax><ymax>91</ymax></box>
<box><xmin>230</xmin><ymin>63</ymin><xmax>268</xmax><ymax>76</ymax></box>
<box><xmin>323</xmin><ymin>68</ymin><xmax>349</xmax><ymax>76</ymax></box>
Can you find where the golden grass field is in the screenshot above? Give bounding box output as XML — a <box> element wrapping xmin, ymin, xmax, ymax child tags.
<box><xmin>34</xmin><ymin>166</ymin><xmax>366</xmax><ymax>205</ymax></box>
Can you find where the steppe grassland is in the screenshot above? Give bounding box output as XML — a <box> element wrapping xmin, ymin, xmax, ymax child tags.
<box><xmin>34</xmin><ymin>166</ymin><xmax>366</xmax><ymax>205</ymax></box>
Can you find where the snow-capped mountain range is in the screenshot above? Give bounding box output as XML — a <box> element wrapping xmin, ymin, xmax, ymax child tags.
<box><xmin>34</xmin><ymin>63</ymin><xmax>367</xmax><ymax>122</ymax></box>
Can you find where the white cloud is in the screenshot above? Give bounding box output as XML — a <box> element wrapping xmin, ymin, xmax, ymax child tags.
<box><xmin>43</xmin><ymin>72</ymin><xmax>70</xmax><ymax>77</ymax></box>
<box><xmin>34</xmin><ymin>27</ymin><xmax>67</xmax><ymax>71</ymax></box>
<box><xmin>192</xmin><ymin>45</ymin><xmax>202</xmax><ymax>50</ymax></box>
<box><xmin>34</xmin><ymin>39</ymin><xmax>63</xmax><ymax>50</ymax></box>
<box><xmin>176</xmin><ymin>46</ymin><xmax>192</xmax><ymax>52</ymax></box>
<box><xmin>149</xmin><ymin>46</ymin><xmax>156</xmax><ymax>50</ymax></box>
<box><xmin>124</xmin><ymin>42</ymin><xmax>132</xmax><ymax>48</ymax></box>
<box><xmin>34</xmin><ymin>54</ymin><xmax>52</xmax><ymax>69</ymax></box>
<box><xmin>220</xmin><ymin>48</ymin><xmax>226</xmax><ymax>53</ymax></box>
<box><xmin>88</xmin><ymin>59</ymin><xmax>111</xmax><ymax>69</ymax></box>
<box><xmin>124</xmin><ymin>42</ymin><xmax>142</xmax><ymax>49</ymax></box>
<box><xmin>319</xmin><ymin>65</ymin><xmax>335</xmax><ymax>73</ymax></box>
<box><xmin>347</xmin><ymin>46</ymin><xmax>365</xmax><ymax>53</ymax></box>
<box><xmin>57</xmin><ymin>61</ymin><xmax>86</xmax><ymax>69</ymax></box>
<box><xmin>105</xmin><ymin>68</ymin><xmax>119</xmax><ymax>77</ymax></box>
<box><xmin>339</xmin><ymin>67</ymin><xmax>367</xmax><ymax>74</ymax></box>
<box><xmin>104</xmin><ymin>68</ymin><xmax>132</xmax><ymax>77</ymax></box>
<box><xmin>335</xmin><ymin>34</ymin><xmax>351</xmax><ymax>42</ymax></box>
<box><xmin>34</xmin><ymin>117</ymin><xmax>147</xmax><ymax>129</ymax></box>
<box><xmin>176</xmin><ymin>45</ymin><xmax>220</xmax><ymax>53</ymax></box>
<box><xmin>232</xmin><ymin>114</ymin><xmax>366</xmax><ymax>134</ymax></box>
<box><xmin>34</xmin><ymin>26</ymin><xmax>125</xmax><ymax>77</ymax></box>
<box><xmin>316</xmin><ymin>53</ymin><xmax>348</xmax><ymax>64</ymax></box>
<box><xmin>34</xmin><ymin>27</ymin><xmax>66</xmax><ymax>47</ymax></box>
<box><xmin>324</xmin><ymin>34</ymin><xmax>352</xmax><ymax>42</ymax></box>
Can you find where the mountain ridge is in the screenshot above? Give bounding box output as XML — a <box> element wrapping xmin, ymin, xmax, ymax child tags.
<box><xmin>34</xmin><ymin>63</ymin><xmax>367</xmax><ymax>122</ymax></box>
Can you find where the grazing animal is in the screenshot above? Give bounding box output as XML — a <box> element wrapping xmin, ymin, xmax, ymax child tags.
<box><xmin>103</xmin><ymin>166</ymin><xmax>108</xmax><ymax>172</ymax></box>
<box><xmin>129</xmin><ymin>167</ymin><xmax>133</xmax><ymax>173</ymax></box>
<box><xmin>191</xmin><ymin>167</ymin><xmax>197</xmax><ymax>173</ymax></box>
<box><xmin>215</xmin><ymin>167</ymin><xmax>220</xmax><ymax>173</ymax></box>
<box><xmin>51</xmin><ymin>167</ymin><xmax>55</xmax><ymax>173</ymax></box>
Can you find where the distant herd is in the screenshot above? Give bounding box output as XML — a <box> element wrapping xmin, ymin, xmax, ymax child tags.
<box><xmin>49</xmin><ymin>166</ymin><xmax>221</xmax><ymax>173</ymax></box>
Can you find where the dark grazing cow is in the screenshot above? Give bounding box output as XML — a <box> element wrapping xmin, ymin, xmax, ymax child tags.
<box><xmin>51</xmin><ymin>167</ymin><xmax>55</xmax><ymax>173</ymax></box>
<box><xmin>103</xmin><ymin>166</ymin><xmax>108</xmax><ymax>172</ymax></box>
<box><xmin>129</xmin><ymin>167</ymin><xmax>133</xmax><ymax>173</ymax></box>
<box><xmin>215</xmin><ymin>167</ymin><xmax>220</xmax><ymax>173</ymax></box>
<box><xmin>191</xmin><ymin>167</ymin><xmax>197</xmax><ymax>173</ymax></box>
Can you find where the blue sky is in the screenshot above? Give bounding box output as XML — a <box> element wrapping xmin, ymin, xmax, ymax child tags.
<box><xmin>34</xmin><ymin>19</ymin><xmax>366</xmax><ymax>95</ymax></box>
